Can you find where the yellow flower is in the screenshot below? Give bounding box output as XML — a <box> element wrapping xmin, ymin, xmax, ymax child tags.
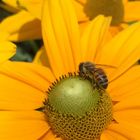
<box><xmin>1</xmin><ymin>0</ymin><xmax>140</xmax><ymax>42</ymax></box>
<box><xmin>0</xmin><ymin>0</ymin><xmax>140</xmax><ymax>139</ymax></box>
<box><xmin>5</xmin><ymin>0</ymin><xmax>140</xmax><ymax>24</ymax></box>
<box><xmin>73</xmin><ymin>0</ymin><xmax>140</xmax><ymax>23</ymax></box>
<box><xmin>73</xmin><ymin>0</ymin><xmax>140</xmax><ymax>35</ymax></box>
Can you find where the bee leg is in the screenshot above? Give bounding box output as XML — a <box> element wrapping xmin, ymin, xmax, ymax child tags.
<box><xmin>92</xmin><ymin>81</ymin><xmax>97</xmax><ymax>90</ymax></box>
<box><xmin>79</xmin><ymin>72</ymin><xmax>86</xmax><ymax>79</ymax></box>
<box><xmin>79</xmin><ymin>71</ymin><xmax>83</xmax><ymax>76</ymax></box>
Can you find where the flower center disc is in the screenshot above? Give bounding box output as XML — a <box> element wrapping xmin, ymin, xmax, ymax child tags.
<box><xmin>84</xmin><ymin>0</ymin><xmax>124</xmax><ymax>25</ymax></box>
<box><xmin>44</xmin><ymin>75</ymin><xmax>113</xmax><ymax>140</ymax></box>
<box><xmin>48</xmin><ymin>77</ymin><xmax>100</xmax><ymax>116</ymax></box>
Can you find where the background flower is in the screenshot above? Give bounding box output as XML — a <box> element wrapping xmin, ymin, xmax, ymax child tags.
<box><xmin>1</xmin><ymin>0</ymin><xmax>140</xmax><ymax>63</ymax></box>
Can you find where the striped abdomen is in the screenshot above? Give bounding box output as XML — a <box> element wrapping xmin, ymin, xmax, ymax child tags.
<box><xmin>93</xmin><ymin>68</ymin><xmax>108</xmax><ymax>89</ymax></box>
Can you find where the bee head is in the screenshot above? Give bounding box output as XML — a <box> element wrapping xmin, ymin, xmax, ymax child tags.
<box><xmin>79</xmin><ymin>62</ymin><xmax>84</xmax><ymax>73</ymax></box>
<box><xmin>79</xmin><ymin>61</ymin><xmax>95</xmax><ymax>75</ymax></box>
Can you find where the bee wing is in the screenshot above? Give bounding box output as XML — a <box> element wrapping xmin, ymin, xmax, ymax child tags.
<box><xmin>95</xmin><ymin>63</ymin><xmax>117</xmax><ymax>69</ymax></box>
<box><xmin>108</xmin><ymin>64</ymin><xmax>134</xmax><ymax>84</ymax></box>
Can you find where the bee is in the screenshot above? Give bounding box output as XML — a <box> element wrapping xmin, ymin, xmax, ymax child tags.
<box><xmin>79</xmin><ymin>61</ymin><xmax>108</xmax><ymax>90</ymax></box>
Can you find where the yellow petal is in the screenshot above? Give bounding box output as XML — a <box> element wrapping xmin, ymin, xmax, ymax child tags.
<box><xmin>0</xmin><ymin>2</ymin><xmax>19</xmax><ymax>13</ymax></box>
<box><xmin>0</xmin><ymin>11</ymin><xmax>41</xmax><ymax>41</ymax></box>
<box><xmin>113</xmin><ymin>77</ymin><xmax>140</xmax><ymax>128</ymax></box>
<box><xmin>78</xmin><ymin>20</ymin><xmax>90</xmax><ymax>34</ymax></box>
<box><xmin>11</xmin><ymin>0</ymin><xmax>88</xmax><ymax>22</ymax></box>
<box><xmin>42</xmin><ymin>0</ymin><xmax>81</xmax><ymax>78</ymax></box>
<box><xmin>114</xmin><ymin>93</ymin><xmax>140</xmax><ymax>112</ymax></box>
<box><xmin>80</xmin><ymin>15</ymin><xmax>116</xmax><ymax>83</ymax></box>
<box><xmin>102</xmin><ymin>123</ymin><xmax>140</xmax><ymax>140</ymax></box>
<box><xmin>0</xmin><ymin>61</ymin><xmax>55</xmax><ymax>110</ymax></box>
<box><xmin>73</xmin><ymin>0</ymin><xmax>88</xmax><ymax>22</ymax></box>
<box><xmin>40</xmin><ymin>130</ymin><xmax>62</xmax><ymax>140</ymax></box>
<box><xmin>114</xmin><ymin>109</ymin><xmax>140</xmax><ymax>128</ymax></box>
<box><xmin>0</xmin><ymin>31</ymin><xmax>9</xmax><ymax>41</ymax></box>
<box><xmin>80</xmin><ymin>15</ymin><xmax>111</xmax><ymax>61</ymax></box>
<box><xmin>2</xmin><ymin>0</ymin><xmax>19</xmax><ymax>9</ymax></box>
<box><xmin>108</xmin><ymin>65</ymin><xmax>140</xmax><ymax>100</ymax></box>
<box><xmin>0</xmin><ymin>111</ymin><xmax>49</xmax><ymax>140</ymax></box>
<box><xmin>124</xmin><ymin>1</ymin><xmax>140</xmax><ymax>22</ymax></box>
<box><xmin>15</xmin><ymin>0</ymin><xmax>43</xmax><ymax>19</ymax></box>
<box><xmin>33</xmin><ymin>47</ymin><xmax>50</xmax><ymax>67</ymax></box>
<box><xmin>109</xmin><ymin>23</ymin><xmax>128</xmax><ymax>37</ymax></box>
<box><xmin>1</xmin><ymin>61</ymin><xmax>55</xmax><ymax>90</ymax></box>
<box><xmin>101</xmin><ymin>129</ymin><xmax>128</xmax><ymax>140</ymax></box>
<box><xmin>95</xmin><ymin>21</ymin><xmax>140</xmax><ymax>81</ymax></box>
<box><xmin>123</xmin><ymin>0</ymin><xmax>128</xmax><ymax>5</ymax></box>
<box><xmin>0</xmin><ymin>41</ymin><xmax>16</xmax><ymax>63</ymax></box>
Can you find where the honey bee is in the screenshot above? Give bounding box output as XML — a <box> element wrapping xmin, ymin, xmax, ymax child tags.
<box><xmin>79</xmin><ymin>62</ymin><xmax>108</xmax><ymax>90</ymax></box>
